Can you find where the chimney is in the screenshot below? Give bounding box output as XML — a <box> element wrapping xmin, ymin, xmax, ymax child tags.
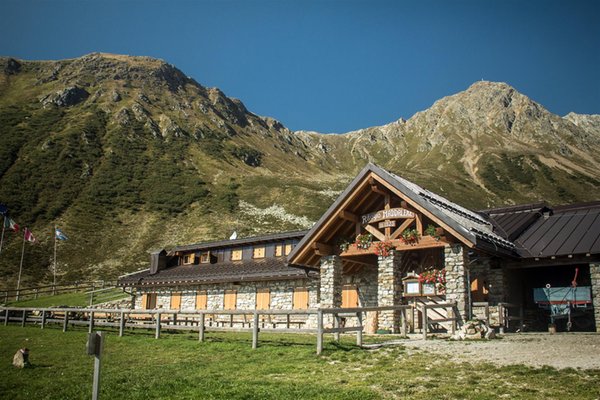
<box><xmin>149</xmin><ymin>249</ymin><xmax>167</xmax><ymax>275</ymax></box>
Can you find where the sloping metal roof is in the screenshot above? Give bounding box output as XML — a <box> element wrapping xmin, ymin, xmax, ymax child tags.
<box><xmin>514</xmin><ymin>202</ymin><xmax>600</xmax><ymax>258</ymax></box>
<box><xmin>481</xmin><ymin>202</ymin><xmax>548</xmax><ymax>241</ymax></box>
<box><xmin>118</xmin><ymin>257</ymin><xmax>317</xmax><ymax>287</ymax></box>
<box><xmin>172</xmin><ymin>230</ymin><xmax>308</xmax><ymax>253</ymax></box>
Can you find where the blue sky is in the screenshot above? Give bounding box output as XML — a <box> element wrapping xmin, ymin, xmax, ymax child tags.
<box><xmin>1</xmin><ymin>0</ymin><xmax>598</xmax><ymax>133</ymax></box>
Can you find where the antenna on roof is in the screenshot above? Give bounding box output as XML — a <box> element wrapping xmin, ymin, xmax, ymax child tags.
<box><xmin>229</xmin><ymin>231</ymin><xmax>238</xmax><ymax>240</ymax></box>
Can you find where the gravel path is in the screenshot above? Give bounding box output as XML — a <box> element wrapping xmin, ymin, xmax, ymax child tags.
<box><xmin>395</xmin><ymin>333</ymin><xmax>600</xmax><ymax>370</ymax></box>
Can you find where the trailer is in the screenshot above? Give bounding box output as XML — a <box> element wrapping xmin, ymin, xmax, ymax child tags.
<box><xmin>533</xmin><ymin>285</ymin><xmax>593</xmax><ymax>331</ymax></box>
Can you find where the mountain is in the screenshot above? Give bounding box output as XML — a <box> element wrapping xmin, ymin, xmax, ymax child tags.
<box><xmin>0</xmin><ymin>53</ymin><xmax>598</xmax><ymax>286</ymax></box>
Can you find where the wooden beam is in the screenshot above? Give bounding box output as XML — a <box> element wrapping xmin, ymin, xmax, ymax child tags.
<box><xmin>371</xmin><ymin>185</ymin><xmax>387</xmax><ymax>196</ymax></box>
<box><xmin>390</xmin><ymin>218</ymin><xmax>415</xmax><ymax>240</ymax></box>
<box><xmin>415</xmin><ymin>213</ymin><xmax>423</xmax><ymax>235</ymax></box>
<box><xmin>338</xmin><ymin>210</ymin><xmax>359</xmax><ymax>222</ymax></box>
<box><xmin>364</xmin><ymin>225</ymin><xmax>385</xmax><ymax>242</ymax></box>
<box><xmin>312</xmin><ymin>242</ymin><xmax>334</xmax><ymax>256</ymax></box>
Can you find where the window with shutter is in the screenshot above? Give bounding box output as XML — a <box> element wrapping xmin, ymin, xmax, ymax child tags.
<box><xmin>274</xmin><ymin>245</ymin><xmax>283</xmax><ymax>257</ymax></box>
<box><xmin>200</xmin><ymin>252</ymin><xmax>210</xmax><ymax>264</ymax></box>
<box><xmin>231</xmin><ymin>249</ymin><xmax>242</xmax><ymax>261</ymax></box>
<box><xmin>256</xmin><ymin>288</ymin><xmax>270</xmax><ymax>310</ymax></box>
<box><xmin>293</xmin><ymin>287</ymin><xmax>309</xmax><ymax>309</ymax></box>
<box><xmin>195</xmin><ymin>291</ymin><xmax>207</xmax><ymax>310</ymax></box>
<box><xmin>253</xmin><ymin>247</ymin><xmax>265</xmax><ymax>259</ymax></box>
<box><xmin>224</xmin><ymin>290</ymin><xmax>237</xmax><ymax>310</ymax></box>
<box><xmin>171</xmin><ymin>292</ymin><xmax>182</xmax><ymax>310</ymax></box>
<box><xmin>183</xmin><ymin>254</ymin><xmax>195</xmax><ymax>265</ymax></box>
<box><xmin>284</xmin><ymin>244</ymin><xmax>293</xmax><ymax>255</ymax></box>
<box><xmin>144</xmin><ymin>293</ymin><xmax>157</xmax><ymax>309</ymax></box>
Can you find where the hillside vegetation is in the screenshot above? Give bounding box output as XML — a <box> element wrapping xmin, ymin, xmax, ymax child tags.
<box><xmin>0</xmin><ymin>53</ymin><xmax>598</xmax><ymax>286</ymax></box>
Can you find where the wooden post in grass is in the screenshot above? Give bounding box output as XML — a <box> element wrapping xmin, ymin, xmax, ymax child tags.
<box><xmin>155</xmin><ymin>312</ymin><xmax>161</xmax><ymax>339</ymax></box>
<box><xmin>451</xmin><ymin>306</ymin><xmax>456</xmax><ymax>335</ymax></box>
<box><xmin>88</xmin><ymin>311</ymin><xmax>95</xmax><ymax>334</ymax></box>
<box><xmin>5</xmin><ymin>309</ymin><xmax>10</xmax><ymax>325</ymax></box>
<box><xmin>41</xmin><ymin>310</ymin><xmax>46</xmax><ymax>329</ymax></box>
<box><xmin>119</xmin><ymin>312</ymin><xmax>125</xmax><ymax>337</ymax></box>
<box><xmin>316</xmin><ymin>310</ymin><xmax>324</xmax><ymax>355</ymax></box>
<box><xmin>198</xmin><ymin>313</ymin><xmax>205</xmax><ymax>342</ymax></box>
<box><xmin>252</xmin><ymin>312</ymin><xmax>259</xmax><ymax>349</ymax></box>
<box><xmin>356</xmin><ymin>311</ymin><xmax>363</xmax><ymax>347</ymax></box>
<box><xmin>401</xmin><ymin>307</ymin><xmax>408</xmax><ymax>338</ymax></box>
<box><xmin>86</xmin><ymin>331</ymin><xmax>104</xmax><ymax>400</ymax></box>
<box><xmin>422</xmin><ymin>305</ymin><xmax>428</xmax><ymax>340</ymax></box>
<box><xmin>21</xmin><ymin>310</ymin><xmax>26</xmax><ymax>327</ymax></box>
<box><xmin>63</xmin><ymin>312</ymin><xmax>69</xmax><ymax>332</ymax></box>
<box><xmin>333</xmin><ymin>313</ymin><xmax>340</xmax><ymax>342</ymax></box>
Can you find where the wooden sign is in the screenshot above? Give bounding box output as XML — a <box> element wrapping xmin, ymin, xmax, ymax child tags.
<box><xmin>361</xmin><ymin>208</ymin><xmax>415</xmax><ymax>225</ymax></box>
<box><xmin>378</xmin><ymin>220</ymin><xmax>396</xmax><ymax>229</ymax></box>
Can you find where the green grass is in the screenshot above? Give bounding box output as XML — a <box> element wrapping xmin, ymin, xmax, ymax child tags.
<box><xmin>4</xmin><ymin>288</ymin><xmax>128</xmax><ymax>308</ymax></box>
<box><xmin>1</xmin><ymin>325</ymin><xmax>599</xmax><ymax>399</ymax></box>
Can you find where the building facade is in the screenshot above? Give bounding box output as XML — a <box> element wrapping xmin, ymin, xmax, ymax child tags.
<box><xmin>119</xmin><ymin>164</ymin><xmax>600</xmax><ymax>332</ymax></box>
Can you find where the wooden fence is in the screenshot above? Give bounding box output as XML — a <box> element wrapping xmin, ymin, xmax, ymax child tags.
<box><xmin>1</xmin><ymin>305</ymin><xmax>417</xmax><ymax>355</ymax></box>
<box><xmin>471</xmin><ymin>301</ymin><xmax>524</xmax><ymax>333</ymax></box>
<box><xmin>0</xmin><ymin>281</ymin><xmax>116</xmax><ymax>303</ymax></box>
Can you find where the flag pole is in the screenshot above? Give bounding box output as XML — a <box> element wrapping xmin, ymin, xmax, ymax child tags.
<box><xmin>0</xmin><ymin>215</ymin><xmax>5</xmax><ymax>255</ymax></box>
<box><xmin>16</xmin><ymin>229</ymin><xmax>26</xmax><ymax>301</ymax></box>
<box><xmin>53</xmin><ymin>225</ymin><xmax>58</xmax><ymax>295</ymax></box>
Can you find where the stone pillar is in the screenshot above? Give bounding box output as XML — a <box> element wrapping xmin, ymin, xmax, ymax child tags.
<box><xmin>444</xmin><ymin>244</ymin><xmax>469</xmax><ymax>324</ymax></box>
<box><xmin>319</xmin><ymin>255</ymin><xmax>342</xmax><ymax>327</ymax></box>
<box><xmin>377</xmin><ymin>251</ymin><xmax>403</xmax><ymax>333</ymax></box>
<box><xmin>590</xmin><ymin>263</ymin><xmax>600</xmax><ymax>333</ymax></box>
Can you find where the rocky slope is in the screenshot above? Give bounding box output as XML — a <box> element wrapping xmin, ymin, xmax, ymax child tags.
<box><xmin>0</xmin><ymin>53</ymin><xmax>598</xmax><ymax>285</ymax></box>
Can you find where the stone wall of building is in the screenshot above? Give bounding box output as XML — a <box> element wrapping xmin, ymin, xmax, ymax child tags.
<box><xmin>319</xmin><ymin>255</ymin><xmax>342</xmax><ymax>327</ymax></box>
<box><xmin>134</xmin><ymin>278</ymin><xmax>319</xmax><ymax>328</ymax></box>
<box><xmin>444</xmin><ymin>244</ymin><xmax>469</xmax><ymax>323</ymax></box>
<box><xmin>590</xmin><ymin>263</ymin><xmax>600</xmax><ymax>333</ymax></box>
<box><xmin>469</xmin><ymin>257</ymin><xmax>507</xmax><ymax>305</ymax></box>
<box><xmin>377</xmin><ymin>251</ymin><xmax>403</xmax><ymax>332</ymax></box>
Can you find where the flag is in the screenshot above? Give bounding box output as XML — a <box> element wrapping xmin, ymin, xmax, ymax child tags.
<box><xmin>4</xmin><ymin>217</ymin><xmax>19</xmax><ymax>233</ymax></box>
<box><xmin>24</xmin><ymin>228</ymin><xmax>36</xmax><ymax>243</ymax></box>
<box><xmin>55</xmin><ymin>227</ymin><xmax>68</xmax><ymax>241</ymax></box>
<box><xmin>0</xmin><ymin>204</ymin><xmax>7</xmax><ymax>216</ymax></box>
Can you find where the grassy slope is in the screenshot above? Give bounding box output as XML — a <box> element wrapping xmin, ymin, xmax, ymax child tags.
<box><xmin>3</xmin><ymin>288</ymin><xmax>128</xmax><ymax>308</ymax></box>
<box><xmin>1</xmin><ymin>326</ymin><xmax>599</xmax><ymax>399</ymax></box>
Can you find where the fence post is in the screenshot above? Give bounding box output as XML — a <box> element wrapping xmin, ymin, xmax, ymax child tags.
<box><xmin>4</xmin><ymin>309</ymin><xmax>9</xmax><ymax>325</ymax></box>
<box><xmin>63</xmin><ymin>312</ymin><xmax>69</xmax><ymax>332</ymax></box>
<box><xmin>400</xmin><ymin>307</ymin><xmax>407</xmax><ymax>337</ymax></box>
<box><xmin>198</xmin><ymin>313</ymin><xmax>205</xmax><ymax>342</ymax></box>
<box><xmin>119</xmin><ymin>311</ymin><xmax>125</xmax><ymax>337</ymax></box>
<box><xmin>88</xmin><ymin>311</ymin><xmax>95</xmax><ymax>333</ymax></box>
<box><xmin>356</xmin><ymin>311</ymin><xmax>363</xmax><ymax>347</ymax></box>
<box><xmin>41</xmin><ymin>310</ymin><xmax>46</xmax><ymax>329</ymax></box>
<box><xmin>21</xmin><ymin>310</ymin><xmax>27</xmax><ymax>327</ymax></box>
<box><xmin>333</xmin><ymin>313</ymin><xmax>340</xmax><ymax>342</ymax></box>
<box><xmin>252</xmin><ymin>312</ymin><xmax>259</xmax><ymax>349</ymax></box>
<box><xmin>316</xmin><ymin>310</ymin><xmax>324</xmax><ymax>355</ymax></box>
<box><xmin>450</xmin><ymin>305</ymin><xmax>456</xmax><ymax>335</ymax></box>
<box><xmin>155</xmin><ymin>312</ymin><xmax>161</xmax><ymax>339</ymax></box>
<box><xmin>499</xmin><ymin>304</ymin><xmax>505</xmax><ymax>334</ymax></box>
<box><xmin>519</xmin><ymin>305</ymin><xmax>524</xmax><ymax>332</ymax></box>
<box><xmin>35</xmin><ymin>288</ymin><xmax>39</xmax><ymax>299</ymax></box>
<box><xmin>422</xmin><ymin>305</ymin><xmax>428</xmax><ymax>340</ymax></box>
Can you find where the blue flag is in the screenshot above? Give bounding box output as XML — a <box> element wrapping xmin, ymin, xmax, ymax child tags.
<box><xmin>0</xmin><ymin>204</ymin><xmax>7</xmax><ymax>216</ymax></box>
<box><xmin>55</xmin><ymin>227</ymin><xmax>68</xmax><ymax>241</ymax></box>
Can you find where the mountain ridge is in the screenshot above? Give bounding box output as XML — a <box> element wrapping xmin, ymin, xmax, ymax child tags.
<box><xmin>0</xmin><ymin>53</ymin><xmax>598</xmax><ymax>287</ymax></box>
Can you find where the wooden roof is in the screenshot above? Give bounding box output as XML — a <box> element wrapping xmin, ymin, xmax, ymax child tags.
<box><xmin>288</xmin><ymin>163</ymin><xmax>517</xmax><ymax>268</ymax></box>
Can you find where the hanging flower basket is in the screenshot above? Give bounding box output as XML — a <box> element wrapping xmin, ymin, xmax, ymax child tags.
<box><xmin>373</xmin><ymin>241</ymin><xmax>395</xmax><ymax>257</ymax></box>
<box><xmin>418</xmin><ymin>268</ymin><xmax>446</xmax><ymax>294</ymax></box>
<box><xmin>401</xmin><ymin>228</ymin><xmax>420</xmax><ymax>244</ymax></box>
<box><xmin>354</xmin><ymin>233</ymin><xmax>373</xmax><ymax>250</ymax></box>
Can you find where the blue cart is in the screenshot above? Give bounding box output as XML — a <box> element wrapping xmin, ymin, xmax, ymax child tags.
<box><xmin>533</xmin><ymin>285</ymin><xmax>593</xmax><ymax>331</ymax></box>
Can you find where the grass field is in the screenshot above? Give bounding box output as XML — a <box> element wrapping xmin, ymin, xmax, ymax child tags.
<box><xmin>4</xmin><ymin>288</ymin><xmax>129</xmax><ymax>308</ymax></box>
<box><xmin>1</xmin><ymin>325</ymin><xmax>599</xmax><ymax>399</ymax></box>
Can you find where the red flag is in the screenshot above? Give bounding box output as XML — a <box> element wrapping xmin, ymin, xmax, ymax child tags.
<box><xmin>24</xmin><ymin>228</ymin><xmax>36</xmax><ymax>243</ymax></box>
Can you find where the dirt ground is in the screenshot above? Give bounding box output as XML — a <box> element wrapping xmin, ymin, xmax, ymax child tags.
<box><xmin>390</xmin><ymin>333</ymin><xmax>600</xmax><ymax>370</ymax></box>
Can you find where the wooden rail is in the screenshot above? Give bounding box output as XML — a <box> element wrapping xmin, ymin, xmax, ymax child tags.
<box><xmin>1</xmin><ymin>305</ymin><xmax>413</xmax><ymax>355</ymax></box>
<box><xmin>498</xmin><ymin>302</ymin><xmax>524</xmax><ymax>333</ymax></box>
<box><xmin>419</xmin><ymin>302</ymin><xmax>458</xmax><ymax>340</ymax></box>
<box><xmin>0</xmin><ymin>281</ymin><xmax>116</xmax><ymax>303</ymax></box>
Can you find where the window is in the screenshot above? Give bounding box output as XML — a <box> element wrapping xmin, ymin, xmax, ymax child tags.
<box><xmin>195</xmin><ymin>291</ymin><xmax>207</xmax><ymax>310</ymax></box>
<box><xmin>170</xmin><ymin>292</ymin><xmax>182</xmax><ymax>310</ymax></box>
<box><xmin>224</xmin><ymin>289</ymin><xmax>237</xmax><ymax>310</ymax></box>
<box><xmin>274</xmin><ymin>245</ymin><xmax>283</xmax><ymax>257</ymax></box>
<box><xmin>142</xmin><ymin>293</ymin><xmax>157</xmax><ymax>310</ymax></box>
<box><xmin>183</xmin><ymin>254</ymin><xmax>195</xmax><ymax>265</ymax></box>
<box><xmin>253</xmin><ymin>247</ymin><xmax>265</xmax><ymax>259</ymax></box>
<box><xmin>256</xmin><ymin>288</ymin><xmax>270</xmax><ymax>310</ymax></box>
<box><xmin>293</xmin><ymin>287</ymin><xmax>309</xmax><ymax>310</ymax></box>
<box><xmin>231</xmin><ymin>249</ymin><xmax>242</xmax><ymax>261</ymax></box>
<box><xmin>342</xmin><ymin>285</ymin><xmax>359</xmax><ymax>308</ymax></box>
<box><xmin>284</xmin><ymin>244</ymin><xmax>293</xmax><ymax>255</ymax></box>
<box><xmin>200</xmin><ymin>252</ymin><xmax>210</xmax><ymax>264</ymax></box>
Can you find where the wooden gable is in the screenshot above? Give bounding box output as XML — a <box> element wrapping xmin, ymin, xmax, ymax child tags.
<box><xmin>288</xmin><ymin>164</ymin><xmax>475</xmax><ymax>268</ymax></box>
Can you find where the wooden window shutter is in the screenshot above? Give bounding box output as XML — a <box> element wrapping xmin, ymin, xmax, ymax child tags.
<box><xmin>274</xmin><ymin>245</ymin><xmax>283</xmax><ymax>257</ymax></box>
<box><xmin>195</xmin><ymin>291</ymin><xmax>207</xmax><ymax>310</ymax></box>
<box><xmin>171</xmin><ymin>292</ymin><xmax>182</xmax><ymax>310</ymax></box>
<box><xmin>342</xmin><ymin>285</ymin><xmax>359</xmax><ymax>308</ymax></box>
<box><xmin>253</xmin><ymin>247</ymin><xmax>265</xmax><ymax>259</ymax></box>
<box><xmin>145</xmin><ymin>293</ymin><xmax>157</xmax><ymax>309</ymax></box>
<box><xmin>224</xmin><ymin>290</ymin><xmax>237</xmax><ymax>310</ymax></box>
<box><xmin>141</xmin><ymin>294</ymin><xmax>148</xmax><ymax>310</ymax></box>
<box><xmin>231</xmin><ymin>249</ymin><xmax>242</xmax><ymax>261</ymax></box>
<box><xmin>256</xmin><ymin>288</ymin><xmax>270</xmax><ymax>310</ymax></box>
<box><xmin>293</xmin><ymin>287</ymin><xmax>309</xmax><ymax>310</ymax></box>
<box><xmin>284</xmin><ymin>244</ymin><xmax>293</xmax><ymax>255</ymax></box>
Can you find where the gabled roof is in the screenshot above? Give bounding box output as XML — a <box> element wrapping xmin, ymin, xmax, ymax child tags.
<box><xmin>288</xmin><ymin>163</ymin><xmax>516</xmax><ymax>266</ymax></box>
<box><xmin>173</xmin><ymin>230</ymin><xmax>308</xmax><ymax>253</ymax></box>
<box><xmin>480</xmin><ymin>202</ymin><xmax>548</xmax><ymax>241</ymax></box>
<box><xmin>118</xmin><ymin>256</ymin><xmax>317</xmax><ymax>287</ymax></box>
